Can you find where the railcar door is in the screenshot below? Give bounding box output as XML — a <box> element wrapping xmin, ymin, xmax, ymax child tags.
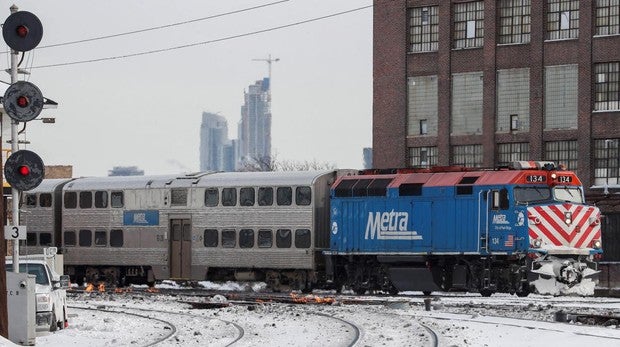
<box><xmin>170</xmin><ymin>218</ymin><xmax>191</xmax><ymax>279</ymax></box>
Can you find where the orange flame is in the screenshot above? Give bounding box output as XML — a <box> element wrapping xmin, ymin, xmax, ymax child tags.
<box><xmin>146</xmin><ymin>286</ymin><xmax>159</xmax><ymax>293</ymax></box>
<box><xmin>98</xmin><ymin>283</ymin><xmax>105</xmax><ymax>292</ymax></box>
<box><xmin>85</xmin><ymin>283</ymin><xmax>94</xmax><ymax>292</ymax></box>
<box><xmin>289</xmin><ymin>293</ymin><xmax>336</xmax><ymax>304</ymax></box>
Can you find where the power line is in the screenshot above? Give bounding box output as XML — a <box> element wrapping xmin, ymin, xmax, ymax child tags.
<box><xmin>1</xmin><ymin>0</ymin><xmax>290</xmax><ymax>54</ymax></box>
<box><xmin>31</xmin><ymin>5</ymin><xmax>373</xmax><ymax>69</ymax></box>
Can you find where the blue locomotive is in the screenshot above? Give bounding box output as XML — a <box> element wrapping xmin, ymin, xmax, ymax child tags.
<box><xmin>326</xmin><ymin>161</ymin><xmax>602</xmax><ymax>296</ymax></box>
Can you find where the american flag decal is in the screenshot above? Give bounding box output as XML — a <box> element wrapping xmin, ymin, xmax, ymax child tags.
<box><xmin>528</xmin><ymin>204</ymin><xmax>601</xmax><ymax>249</ymax></box>
<box><xmin>504</xmin><ymin>234</ymin><xmax>514</xmax><ymax>247</ymax></box>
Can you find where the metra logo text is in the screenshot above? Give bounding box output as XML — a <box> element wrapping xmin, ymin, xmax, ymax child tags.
<box><xmin>365</xmin><ymin>210</ymin><xmax>423</xmax><ymax>240</ymax></box>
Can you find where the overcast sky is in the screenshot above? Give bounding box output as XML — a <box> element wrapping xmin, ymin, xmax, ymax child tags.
<box><xmin>1</xmin><ymin>0</ymin><xmax>372</xmax><ymax>177</ymax></box>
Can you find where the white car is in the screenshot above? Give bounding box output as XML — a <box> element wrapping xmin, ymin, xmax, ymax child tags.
<box><xmin>5</xmin><ymin>251</ymin><xmax>69</xmax><ymax>332</ymax></box>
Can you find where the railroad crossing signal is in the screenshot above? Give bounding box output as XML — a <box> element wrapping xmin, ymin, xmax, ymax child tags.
<box><xmin>4</xmin><ymin>150</ymin><xmax>45</xmax><ymax>191</ymax></box>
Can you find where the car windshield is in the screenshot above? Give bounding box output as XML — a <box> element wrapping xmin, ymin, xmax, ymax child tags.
<box><xmin>553</xmin><ymin>186</ymin><xmax>584</xmax><ymax>204</ymax></box>
<box><xmin>514</xmin><ymin>187</ymin><xmax>552</xmax><ymax>204</ymax></box>
<box><xmin>4</xmin><ymin>263</ymin><xmax>49</xmax><ymax>285</ymax></box>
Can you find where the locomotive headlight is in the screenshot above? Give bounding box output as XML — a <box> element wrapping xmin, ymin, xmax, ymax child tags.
<box><xmin>551</xmin><ymin>173</ymin><xmax>557</xmax><ymax>180</ymax></box>
<box><xmin>592</xmin><ymin>240</ymin><xmax>602</xmax><ymax>249</ymax></box>
<box><xmin>564</xmin><ymin>212</ymin><xmax>572</xmax><ymax>225</ymax></box>
<box><xmin>533</xmin><ymin>239</ymin><xmax>542</xmax><ymax>248</ymax></box>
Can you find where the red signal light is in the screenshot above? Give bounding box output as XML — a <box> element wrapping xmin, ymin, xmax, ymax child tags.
<box><xmin>18</xmin><ymin>165</ymin><xmax>30</xmax><ymax>176</ymax></box>
<box><xmin>16</xmin><ymin>25</ymin><xmax>29</xmax><ymax>38</ymax></box>
<box><xmin>16</xmin><ymin>95</ymin><xmax>29</xmax><ymax>107</ymax></box>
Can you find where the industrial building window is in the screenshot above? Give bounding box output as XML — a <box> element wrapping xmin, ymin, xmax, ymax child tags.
<box><xmin>295</xmin><ymin>186</ymin><xmax>312</xmax><ymax>205</ymax></box>
<box><xmin>545</xmin><ymin>65</ymin><xmax>578</xmax><ymax>129</ymax></box>
<box><xmin>452</xmin><ymin>72</ymin><xmax>483</xmax><ymax>135</ymax></box>
<box><xmin>594</xmin><ymin>139</ymin><xmax>620</xmax><ymax>185</ymax></box>
<box><xmin>452</xmin><ymin>145</ymin><xmax>483</xmax><ymax>167</ymax></box>
<box><xmin>408</xmin><ymin>76</ymin><xmax>438</xmax><ymax>136</ymax></box>
<box><xmin>111</xmin><ymin>192</ymin><xmax>123</xmax><ymax>208</ymax></box>
<box><xmin>258</xmin><ymin>229</ymin><xmax>273</xmax><ymax>248</ymax></box>
<box><xmin>94</xmin><ymin>230</ymin><xmax>107</xmax><ymax>247</ymax></box>
<box><xmin>497</xmin><ymin>143</ymin><xmax>530</xmax><ymax>166</ymax></box>
<box><xmin>409</xmin><ymin>6</ymin><xmax>439</xmax><ymax>52</ymax></box>
<box><xmin>497</xmin><ymin>68</ymin><xmax>530</xmax><ymax>132</ymax></box>
<box><xmin>546</xmin><ymin>0</ymin><xmax>579</xmax><ymax>40</ymax></box>
<box><xmin>595</xmin><ymin>0</ymin><xmax>620</xmax><ymax>36</ymax></box>
<box><xmin>95</xmin><ymin>191</ymin><xmax>108</xmax><ymax>208</ymax></box>
<box><xmin>64</xmin><ymin>192</ymin><xmax>77</xmax><ymax>209</ymax></box>
<box><xmin>258</xmin><ymin>187</ymin><xmax>273</xmax><ymax>206</ymax></box>
<box><xmin>39</xmin><ymin>193</ymin><xmax>52</xmax><ymax>207</ymax></box>
<box><xmin>40</xmin><ymin>233</ymin><xmax>52</xmax><ymax>246</ymax></box>
<box><xmin>594</xmin><ymin>62</ymin><xmax>620</xmax><ymax>111</ymax></box>
<box><xmin>79</xmin><ymin>191</ymin><xmax>92</xmax><ymax>209</ymax></box>
<box><xmin>204</xmin><ymin>188</ymin><xmax>218</xmax><ymax>207</ymax></box>
<box><xmin>498</xmin><ymin>0</ymin><xmax>531</xmax><ymax>44</ymax></box>
<box><xmin>409</xmin><ymin>146</ymin><xmax>438</xmax><ymax>168</ymax></box>
<box><xmin>110</xmin><ymin>229</ymin><xmax>123</xmax><ymax>247</ymax></box>
<box><xmin>64</xmin><ymin>231</ymin><xmax>76</xmax><ymax>246</ymax></box>
<box><xmin>240</xmin><ymin>187</ymin><xmax>255</xmax><ymax>206</ymax></box>
<box><xmin>222</xmin><ymin>229</ymin><xmax>236</xmax><ymax>248</ymax></box>
<box><xmin>277</xmin><ymin>187</ymin><xmax>292</xmax><ymax>206</ymax></box>
<box><xmin>203</xmin><ymin>229</ymin><xmax>218</xmax><ymax>247</ymax></box>
<box><xmin>170</xmin><ymin>188</ymin><xmax>187</xmax><ymax>206</ymax></box>
<box><xmin>221</xmin><ymin>188</ymin><xmax>237</xmax><ymax>206</ymax></box>
<box><xmin>545</xmin><ymin>140</ymin><xmax>578</xmax><ymax>170</ymax></box>
<box><xmin>453</xmin><ymin>1</ymin><xmax>484</xmax><ymax>49</ymax></box>
<box><xmin>276</xmin><ymin>229</ymin><xmax>292</xmax><ymax>248</ymax></box>
<box><xmin>239</xmin><ymin>229</ymin><xmax>255</xmax><ymax>248</ymax></box>
<box><xmin>295</xmin><ymin>229</ymin><xmax>311</xmax><ymax>249</ymax></box>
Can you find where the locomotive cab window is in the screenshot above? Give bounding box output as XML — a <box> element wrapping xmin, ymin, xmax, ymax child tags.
<box><xmin>514</xmin><ymin>187</ymin><xmax>551</xmax><ymax>203</ymax></box>
<box><xmin>204</xmin><ymin>229</ymin><xmax>218</xmax><ymax>247</ymax></box>
<box><xmin>240</xmin><ymin>188</ymin><xmax>255</xmax><ymax>206</ymax></box>
<box><xmin>95</xmin><ymin>191</ymin><xmax>108</xmax><ymax>208</ymax></box>
<box><xmin>258</xmin><ymin>187</ymin><xmax>273</xmax><ymax>206</ymax></box>
<box><xmin>276</xmin><ymin>229</ymin><xmax>292</xmax><ymax>248</ymax></box>
<box><xmin>64</xmin><ymin>231</ymin><xmax>76</xmax><ymax>246</ymax></box>
<box><xmin>277</xmin><ymin>187</ymin><xmax>292</xmax><ymax>206</ymax></box>
<box><xmin>553</xmin><ymin>186</ymin><xmax>583</xmax><ymax>204</ymax></box>
<box><xmin>295</xmin><ymin>186</ymin><xmax>312</xmax><ymax>205</ymax></box>
<box><xmin>205</xmin><ymin>188</ymin><xmax>219</xmax><ymax>207</ymax></box>
<box><xmin>79</xmin><ymin>191</ymin><xmax>93</xmax><ymax>209</ymax></box>
<box><xmin>111</xmin><ymin>192</ymin><xmax>124</xmax><ymax>208</ymax></box>
<box><xmin>239</xmin><ymin>229</ymin><xmax>255</xmax><ymax>248</ymax></box>
<box><xmin>258</xmin><ymin>229</ymin><xmax>273</xmax><ymax>248</ymax></box>
<box><xmin>222</xmin><ymin>188</ymin><xmax>237</xmax><ymax>206</ymax></box>
<box><xmin>110</xmin><ymin>229</ymin><xmax>124</xmax><ymax>247</ymax></box>
<box><xmin>295</xmin><ymin>229</ymin><xmax>311</xmax><ymax>248</ymax></box>
<box><xmin>39</xmin><ymin>193</ymin><xmax>52</xmax><ymax>207</ymax></box>
<box><xmin>64</xmin><ymin>192</ymin><xmax>77</xmax><ymax>209</ymax></box>
<box><xmin>492</xmin><ymin>189</ymin><xmax>509</xmax><ymax>210</ymax></box>
<box><xmin>25</xmin><ymin>194</ymin><xmax>37</xmax><ymax>207</ymax></box>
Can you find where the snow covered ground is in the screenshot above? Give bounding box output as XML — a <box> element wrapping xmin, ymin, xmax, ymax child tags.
<box><xmin>3</xmin><ymin>282</ymin><xmax>620</xmax><ymax>346</ymax></box>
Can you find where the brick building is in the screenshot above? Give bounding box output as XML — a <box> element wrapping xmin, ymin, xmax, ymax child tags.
<box><xmin>372</xmin><ymin>0</ymin><xmax>620</xmax><ymax>287</ymax></box>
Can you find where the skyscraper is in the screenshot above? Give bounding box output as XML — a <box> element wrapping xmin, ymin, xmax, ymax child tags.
<box><xmin>199</xmin><ymin>112</ymin><xmax>233</xmax><ymax>172</ymax></box>
<box><xmin>238</xmin><ymin>78</ymin><xmax>272</xmax><ymax>168</ymax></box>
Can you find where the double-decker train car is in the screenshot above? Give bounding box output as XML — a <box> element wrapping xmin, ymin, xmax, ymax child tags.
<box><xmin>21</xmin><ymin>170</ymin><xmax>348</xmax><ymax>291</ymax></box>
<box><xmin>326</xmin><ymin>161</ymin><xmax>603</xmax><ymax>296</ymax></box>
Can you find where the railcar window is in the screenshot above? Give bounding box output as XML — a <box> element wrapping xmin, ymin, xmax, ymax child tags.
<box><xmin>514</xmin><ymin>187</ymin><xmax>551</xmax><ymax>203</ymax></box>
<box><xmin>64</xmin><ymin>231</ymin><xmax>76</xmax><ymax>246</ymax></box>
<box><xmin>368</xmin><ymin>179</ymin><xmax>392</xmax><ymax>196</ymax></box>
<box><xmin>40</xmin><ymin>233</ymin><xmax>52</xmax><ymax>246</ymax></box>
<box><xmin>276</xmin><ymin>229</ymin><xmax>292</xmax><ymax>248</ymax></box>
<box><xmin>110</xmin><ymin>229</ymin><xmax>124</xmax><ymax>247</ymax></box>
<box><xmin>79</xmin><ymin>229</ymin><xmax>92</xmax><ymax>247</ymax></box>
<box><xmin>296</xmin><ymin>186</ymin><xmax>312</xmax><ymax>205</ymax></box>
<box><xmin>334</xmin><ymin>179</ymin><xmax>357</xmax><ymax>197</ymax></box>
<box><xmin>277</xmin><ymin>187</ymin><xmax>292</xmax><ymax>206</ymax></box>
<box><xmin>64</xmin><ymin>192</ymin><xmax>77</xmax><ymax>209</ymax></box>
<box><xmin>95</xmin><ymin>191</ymin><xmax>108</xmax><ymax>208</ymax></box>
<box><xmin>111</xmin><ymin>192</ymin><xmax>124</xmax><ymax>208</ymax></box>
<box><xmin>258</xmin><ymin>229</ymin><xmax>273</xmax><ymax>248</ymax></box>
<box><xmin>258</xmin><ymin>187</ymin><xmax>273</xmax><ymax>206</ymax></box>
<box><xmin>205</xmin><ymin>188</ymin><xmax>219</xmax><ymax>207</ymax></box>
<box><xmin>79</xmin><ymin>191</ymin><xmax>93</xmax><ymax>209</ymax></box>
<box><xmin>239</xmin><ymin>229</ymin><xmax>255</xmax><ymax>248</ymax></box>
<box><xmin>295</xmin><ymin>229</ymin><xmax>311</xmax><ymax>248</ymax></box>
<box><xmin>204</xmin><ymin>229</ymin><xmax>218</xmax><ymax>247</ymax></box>
<box><xmin>222</xmin><ymin>229</ymin><xmax>236</xmax><ymax>248</ymax></box>
<box><xmin>25</xmin><ymin>194</ymin><xmax>37</xmax><ymax>207</ymax></box>
<box><xmin>240</xmin><ymin>188</ymin><xmax>255</xmax><ymax>206</ymax></box>
<box><xmin>39</xmin><ymin>193</ymin><xmax>52</xmax><ymax>207</ymax></box>
<box><xmin>553</xmin><ymin>187</ymin><xmax>583</xmax><ymax>204</ymax></box>
<box><xmin>352</xmin><ymin>180</ymin><xmax>372</xmax><ymax>197</ymax></box>
<box><xmin>95</xmin><ymin>230</ymin><xmax>107</xmax><ymax>246</ymax></box>
<box><xmin>26</xmin><ymin>232</ymin><xmax>37</xmax><ymax>246</ymax></box>
<box><xmin>222</xmin><ymin>188</ymin><xmax>237</xmax><ymax>206</ymax></box>
<box><xmin>171</xmin><ymin>188</ymin><xmax>188</xmax><ymax>206</ymax></box>
<box><xmin>399</xmin><ymin>183</ymin><xmax>423</xmax><ymax>196</ymax></box>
